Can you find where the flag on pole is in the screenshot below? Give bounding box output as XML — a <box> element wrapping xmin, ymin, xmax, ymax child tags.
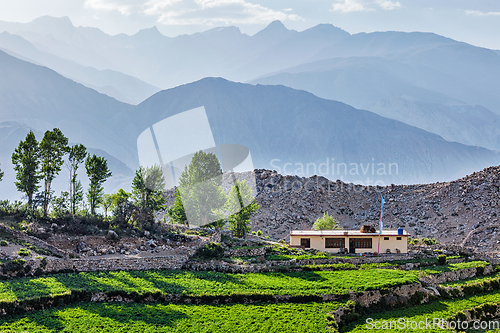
<box><xmin>379</xmin><ymin>196</ymin><xmax>385</xmax><ymax>235</ymax></box>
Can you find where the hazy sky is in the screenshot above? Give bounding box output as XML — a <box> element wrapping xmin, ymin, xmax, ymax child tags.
<box><xmin>0</xmin><ymin>0</ymin><xmax>499</xmax><ymax>49</ymax></box>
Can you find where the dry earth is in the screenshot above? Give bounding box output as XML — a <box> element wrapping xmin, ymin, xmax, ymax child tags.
<box><xmin>249</xmin><ymin>167</ymin><xmax>500</xmax><ymax>254</ymax></box>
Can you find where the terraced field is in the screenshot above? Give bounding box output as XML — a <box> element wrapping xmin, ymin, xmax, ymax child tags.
<box><xmin>0</xmin><ymin>257</ymin><xmax>495</xmax><ymax>332</ymax></box>
<box><xmin>343</xmin><ymin>291</ymin><xmax>500</xmax><ymax>332</ymax></box>
<box><xmin>0</xmin><ymin>268</ymin><xmax>417</xmax><ymax>304</ymax></box>
<box><xmin>0</xmin><ymin>302</ymin><xmax>343</xmax><ymax>332</ymax></box>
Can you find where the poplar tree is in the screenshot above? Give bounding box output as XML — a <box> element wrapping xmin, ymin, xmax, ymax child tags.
<box><xmin>39</xmin><ymin>128</ymin><xmax>69</xmax><ymax>216</ymax></box>
<box><xmin>85</xmin><ymin>154</ymin><xmax>112</xmax><ymax>215</ymax></box>
<box><xmin>67</xmin><ymin>144</ymin><xmax>87</xmax><ymax>214</ymax></box>
<box><xmin>132</xmin><ymin>165</ymin><xmax>166</xmax><ymax>218</ymax></box>
<box><xmin>176</xmin><ymin>151</ymin><xmax>226</xmax><ymax>227</ymax></box>
<box><xmin>226</xmin><ymin>180</ymin><xmax>259</xmax><ymax>238</ymax></box>
<box><xmin>11</xmin><ymin>131</ymin><xmax>41</xmax><ymax>206</ymax></box>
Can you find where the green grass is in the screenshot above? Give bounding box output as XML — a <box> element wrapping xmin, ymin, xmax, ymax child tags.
<box><xmin>410</xmin><ymin>260</ymin><xmax>489</xmax><ymax>276</ymax></box>
<box><xmin>0</xmin><ymin>301</ymin><xmax>343</xmax><ymax>333</ymax></box>
<box><xmin>301</xmin><ymin>262</ymin><xmax>396</xmax><ymax>271</ymax></box>
<box><xmin>0</xmin><ymin>269</ymin><xmax>419</xmax><ymax>304</ymax></box>
<box><xmin>344</xmin><ymin>290</ymin><xmax>500</xmax><ymax>332</ymax></box>
<box><xmin>265</xmin><ymin>253</ymin><xmax>332</xmax><ymax>260</ymax></box>
<box><xmin>440</xmin><ymin>272</ymin><xmax>500</xmax><ymax>288</ymax></box>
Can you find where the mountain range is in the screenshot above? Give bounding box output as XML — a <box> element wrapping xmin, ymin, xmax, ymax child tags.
<box><xmin>1</xmin><ymin>16</ymin><xmax>499</xmax><ymax>154</ymax></box>
<box><xmin>0</xmin><ymin>17</ymin><xmax>499</xmax><ymax>201</ymax></box>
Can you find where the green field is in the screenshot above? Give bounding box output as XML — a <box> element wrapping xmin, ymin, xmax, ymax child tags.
<box><xmin>441</xmin><ymin>272</ymin><xmax>500</xmax><ymax>288</ymax></box>
<box><xmin>0</xmin><ymin>268</ymin><xmax>418</xmax><ymax>304</ymax></box>
<box><xmin>344</xmin><ymin>290</ymin><xmax>500</xmax><ymax>332</ymax></box>
<box><xmin>0</xmin><ymin>301</ymin><xmax>342</xmax><ymax>333</ymax></box>
<box><xmin>410</xmin><ymin>260</ymin><xmax>489</xmax><ymax>276</ymax></box>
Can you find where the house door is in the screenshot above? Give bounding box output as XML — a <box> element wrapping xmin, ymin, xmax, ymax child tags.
<box><xmin>349</xmin><ymin>240</ymin><xmax>355</xmax><ymax>254</ymax></box>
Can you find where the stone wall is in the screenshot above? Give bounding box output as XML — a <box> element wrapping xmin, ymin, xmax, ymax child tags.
<box><xmin>420</xmin><ymin>265</ymin><xmax>494</xmax><ymax>284</ymax></box>
<box><xmin>32</xmin><ymin>231</ymin><xmax>222</xmax><ymax>275</ymax></box>
<box><xmin>0</xmin><ymin>223</ymin><xmax>69</xmax><ymax>258</ymax></box>
<box><xmin>72</xmin><ymin>255</ymin><xmax>189</xmax><ymax>272</ymax></box>
<box><xmin>224</xmin><ymin>247</ymin><xmax>268</xmax><ymax>258</ymax></box>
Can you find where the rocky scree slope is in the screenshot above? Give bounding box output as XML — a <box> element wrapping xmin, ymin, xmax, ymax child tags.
<box><xmin>250</xmin><ymin>167</ymin><xmax>500</xmax><ymax>253</ymax></box>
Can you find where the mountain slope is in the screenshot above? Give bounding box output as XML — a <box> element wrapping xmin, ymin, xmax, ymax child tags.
<box><xmin>0</xmin><ymin>50</ymin><xmax>136</xmax><ymax>169</ymax></box>
<box><xmin>0</xmin><ymin>32</ymin><xmax>159</xmax><ymax>104</ymax></box>
<box><xmin>251</xmin><ymin>56</ymin><xmax>500</xmax><ymax>150</ymax></box>
<box><xmin>250</xmin><ymin>166</ymin><xmax>500</xmax><ymax>253</ymax></box>
<box><xmin>114</xmin><ymin>77</ymin><xmax>500</xmax><ymax>185</ymax></box>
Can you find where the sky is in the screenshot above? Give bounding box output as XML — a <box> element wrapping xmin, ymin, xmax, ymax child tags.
<box><xmin>0</xmin><ymin>0</ymin><xmax>499</xmax><ymax>50</ymax></box>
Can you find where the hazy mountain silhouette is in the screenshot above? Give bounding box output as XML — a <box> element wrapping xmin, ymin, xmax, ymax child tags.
<box><xmin>0</xmin><ymin>31</ymin><xmax>159</xmax><ymax>104</ymax></box>
<box><xmin>115</xmin><ymin>77</ymin><xmax>500</xmax><ymax>185</ymax></box>
<box><xmin>0</xmin><ymin>50</ymin><xmax>136</xmax><ymax>169</ymax></box>
<box><xmin>252</xmin><ymin>56</ymin><xmax>500</xmax><ymax>150</ymax></box>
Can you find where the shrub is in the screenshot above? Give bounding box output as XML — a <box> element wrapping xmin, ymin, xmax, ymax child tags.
<box><xmin>17</xmin><ymin>248</ymin><xmax>31</xmax><ymax>256</ymax></box>
<box><xmin>195</xmin><ymin>242</ymin><xmax>224</xmax><ymax>259</ymax></box>
<box><xmin>312</xmin><ymin>212</ymin><xmax>342</xmax><ymax>230</ymax></box>
<box><xmin>0</xmin><ymin>240</ymin><xmax>8</xmax><ymax>246</ymax></box>
<box><xmin>437</xmin><ymin>254</ymin><xmax>447</xmax><ymax>265</ymax></box>
<box><xmin>1</xmin><ymin>259</ymin><xmax>26</xmax><ymax>274</ymax></box>
<box><xmin>256</xmin><ymin>230</ymin><xmax>263</xmax><ymax>237</ymax></box>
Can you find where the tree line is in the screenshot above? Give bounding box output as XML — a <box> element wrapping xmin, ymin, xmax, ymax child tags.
<box><xmin>10</xmin><ymin>128</ymin><xmax>113</xmax><ymax>217</ymax></box>
<box><xmin>0</xmin><ymin>131</ymin><xmax>259</xmax><ymax>237</ymax></box>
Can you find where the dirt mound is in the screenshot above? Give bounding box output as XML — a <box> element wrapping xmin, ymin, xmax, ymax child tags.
<box><xmin>250</xmin><ymin>167</ymin><xmax>500</xmax><ymax>253</ymax></box>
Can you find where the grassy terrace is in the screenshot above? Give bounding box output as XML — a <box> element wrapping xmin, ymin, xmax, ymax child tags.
<box><xmin>440</xmin><ymin>272</ymin><xmax>500</xmax><ymax>288</ymax></box>
<box><xmin>344</xmin><ymin>290</ymin><xmax>500</xmax><ymax>332</ymax></box>
<box><xmin>411</xmin><ymin>260</ymin><xmax>489</xmax><ymax>276</ymax></box>
<box><xmin>0</xmin><ymin>269</ymin><xmax>418</xmax><ymax>304</ymax></box>
<box><xmin>0</xmin><ymin>301</ymin><xmax>343</xmax><ymax>333</ymax></box>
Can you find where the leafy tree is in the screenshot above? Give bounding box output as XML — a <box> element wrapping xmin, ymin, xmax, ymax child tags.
<box><xmin>0</xmin><ymin>163</ymin><xmax>3</xmax><ymax>183</ymax></box>
<box><xmin>312</xmin><ymin>212</ymin><xmax>342</xmax><ymax>230</ymax></box>
<box><xmin>112</xmin><ymin>189</ymin><xmax>134</xmax><ymax>226</ymax></box>
<box><xmin>67</xmin><ymin>144</ymin><xmax>87</xmax><ymax>214</ymax></box>
<box><xmin>176</xmin><ymin>151</ymin><xmax>226</xmax><ymax>227</ymax></box>
<box><xmin>71</xmin><ymin>180</ymin><xmax>85</xmax><ymax>214</ymax></box>
<box><xmin>39</xmin><ymin>128</ymin><xmax>69</xmax><ymax>216</ymax></box>
<box><xmin>51</xmin><ymin>191</ymin><xmax>70</xmax><ymax>217</ymax></box>
<box><xmin>85</xmin><ymin>154</ymin><xmax>112</xmax><ymax>215</ymax></box>
<box><xmin>226</xmin><ymin>180</ymin><xmax>259</xmax><ymax>238</ymax></box>
<box><xmin>132</xmin><ymin>165</ymin><xmax>166</xmax><ymax>224</ymax></box>
<box><xmin>11</xmin><ymin>131</ymin><xmax>41</xmax><ymax>206</ymax></box>
<box><xmin>102</xmin><ymin>193</ymin><xmax>114</xmax><ymax>219</ymax></box>
<box><xmin>166</xmin><ymin>187</ymin><xmax>187</xmax><ymax>225</ymax></box>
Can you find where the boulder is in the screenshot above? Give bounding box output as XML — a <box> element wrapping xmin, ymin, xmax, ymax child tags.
<box><xmin>145</xmin><ymin>239</ymin><xmax>157</xmax><ymax>248</ymax></box>
<box><xmin>77</xmin><ymin>241</ymin><xmax>91</xmax><ymax>252</ymax></box>
<box><xmin>106</xmin><ymin>230</ymin><xmax>119</xmax><ymax>240</ymax></box>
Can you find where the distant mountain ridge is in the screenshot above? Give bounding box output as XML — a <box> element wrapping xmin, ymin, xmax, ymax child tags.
<box><xmin>1</xmin><ymin>43</ymin><xmax>498</xmax><ymax>193</ymax></box>
<box><xmin>1</xmin><ymin>16</ymin><xmax>499</xmax><ymax>156</ymax></box>
<box><xmin>115</xmin><ymin>77</ymin><xmax>500</xmax><ymax>185</ymax></box>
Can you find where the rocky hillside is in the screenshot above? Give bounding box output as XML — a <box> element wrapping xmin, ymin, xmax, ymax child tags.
<box><xmin>250</xmin><ymin>167</ymin><xmax>500</xmax><ymax>254</ymax></box>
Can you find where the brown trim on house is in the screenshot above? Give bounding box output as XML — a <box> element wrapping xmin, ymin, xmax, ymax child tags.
<box><xmin>291</xmin><ymin>234</ymin><xmax>410</xmax><ymax>237</ymax></box>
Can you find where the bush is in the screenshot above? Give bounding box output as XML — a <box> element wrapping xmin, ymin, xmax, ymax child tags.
<box><xmin>1</xmin><ymin>259</ymin><xmax>26</xmax><ymax>274</ymax></box>
<box><xmin>17</xmin><ymin>248</ymin><xmax>31</xmax><ymax>257</ymax></box>
<box><xmin>256</xmin><ymin>230</ymin><xmax>263</xmax><ymax>237</ymax></box>
<box><xmin>437</xmin><ymin>254</ymin><xmax>447</xmax><ymax>265</ymax></box>
<box><xmin>0</xmin><ymin>240</ymin><xmax>8</xmax><ymax>246</ymax></box>
<box><xmin>195</xmin><ymin>242</ymin><xmax>224</xmax><ymax>259</ymax></box>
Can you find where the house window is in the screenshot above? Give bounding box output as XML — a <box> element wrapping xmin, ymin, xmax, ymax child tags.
<box><xmin>384</xmin><ymin>237</ymin><xmax>389</xmax><ymax>240</ymax></box>
<box><xmin>325</xmin><ymin>238</ymin><xmax>345</xmax><ymax>248</ymax></box>
<box><xmin>350</xmin><ymin>238</ymin><xmax>372</xmax><ymax>249</ymax></box>
<box><xmin>396</xmin><ymin>237</ymin><xmax>402</xmax><ymax>241</ymax></box>
<box><xmin>301</xmin><ymin>238</ymin><xmax>310</xmax><ymax>248</ymax></box>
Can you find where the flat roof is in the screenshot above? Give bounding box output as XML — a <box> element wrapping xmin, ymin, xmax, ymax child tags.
<box><xmin>290</xmin><ymin>229</ymin><xmax>410</xmax><ymax>237</ymax></box>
